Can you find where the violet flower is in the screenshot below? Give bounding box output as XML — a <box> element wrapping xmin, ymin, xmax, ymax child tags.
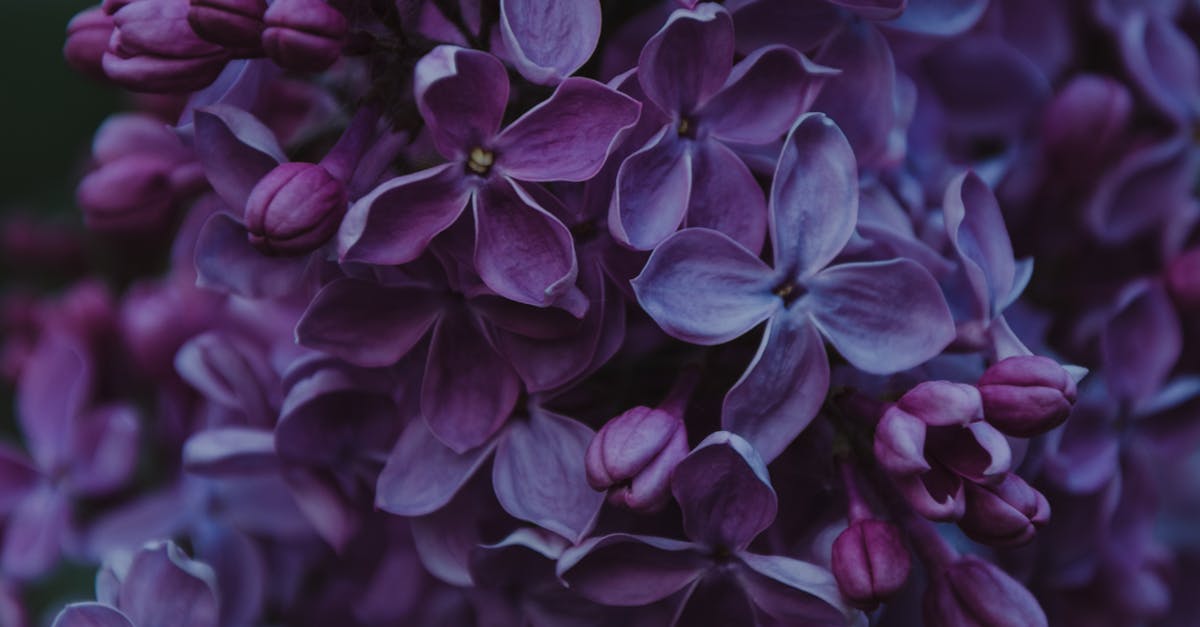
<box><xmin>634</xmin><ymin>114</ymin><xmax>954</xmax><ymax>461</ymax></box>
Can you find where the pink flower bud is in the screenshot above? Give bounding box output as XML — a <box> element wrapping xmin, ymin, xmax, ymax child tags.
<box><xmin>102</xmin><ymin>0</ymin><xmax>231</xmax><ymax>93</ymax></box>
<box><xmin>585</xmin><ymin>406</ymin><xmax>688</xmax><ymax>512</ymax></box>
<box><xmin>244</xmin><ymin>162</ymin><xmax>347</xmax><ymax>255</ymax></box>
<box><xmin>978</xmin><ymin>355</ymin><xmax>1076</xmax><ymax>437</ymax></box>
<box><xmin>64</xmin><ymin>6</ymin><xmax>116</xmax><ymax>81</ymax></box>
<box><xmin>831</xmin><ymin>519</ymin><xmax>911</xmax><ymax>610</ymax></box>
<box><xmin>959</xmin><ymin>473</ymin><xmax>1049</xmax><ymax>547</ymax></box>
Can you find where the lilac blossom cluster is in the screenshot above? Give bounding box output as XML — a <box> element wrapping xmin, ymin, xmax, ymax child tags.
<box><xmin>2</xmin><ymin>0</ymin><xmax>1198</xmax><ymax>624</ymax></box>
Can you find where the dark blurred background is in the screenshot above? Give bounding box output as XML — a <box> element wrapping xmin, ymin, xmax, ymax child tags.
<box><xmin>1</xmin><ymin>1</ymin><xmax>121</xmax><ymax>216</ymax></box>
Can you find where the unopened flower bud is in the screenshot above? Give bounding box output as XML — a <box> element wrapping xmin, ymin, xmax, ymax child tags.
<box><xmin>244</xmin><ymin>162</ymin><xmax>347</xmax><ymax>255</ymax></box>
<box><xmin>103</xmin><ymin>0</ymin><xmax>231</xmax><ymax>93</ymax></box>
<box><xmin>64</xmin><ymin>6</ymin><xmax>116</xmax><ymax>81</ymax></box>
<box><xmin>188</xmin><ymin>0</ymin><xmax>267</xmax><ymax>50</ymax></box>
<box><xmin>1042</xmin><ymin>74</ymin><xmax>1132</xmax><ymax>178</ymax></box>
<box><xmin>1166</xmin><ymin>247</ymin><xmax>1200</xmax><ymax>311</ymax></box>
<box><xmin>978</xmin><ymin>355</ymin><xmax>1077</xmax><ymax>437</ymax></box>
<box><xmin>585</xmin><ymin>406</ymin><xmax>688</xmax><ymax>512</ymax></box>
<box><xmin>77</xmin><ymin>155</ymin><xmax>176</xmax><ymax>233</ymax></box>
<box><xmin>959</xmin><ymin>473</ymin><xmax>1049</xmax><ymax>547</ymax></box>
<box><xmin>831</xmin><ymin>519</ymin><xmax>911</xmax><ymax>610</ymax></box>
<box><xmin>261</xmin><ymin>0</ymin><xmax>346</xmax><ymax>72</ymax></box>
<box><xmin>924</xmin><ymin>555</ymin><xmax>1047</xmax><ymax>627</ymax></box>
<box><xmin>896</xmin><ymin>380</ymin><xmax>984</xmax><ymax>426</ymax></box>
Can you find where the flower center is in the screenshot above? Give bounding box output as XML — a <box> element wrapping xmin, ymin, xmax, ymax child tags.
<box><xmin>467</xmin><ymin>147</ymin><xmax>495</xmax><ymax>175</ymax></box>
<box><xmin>677</xmin><ymin>116</ymin><xmax>696</xmax><ymax>139</ymax></box>
<box><xmin>773</xmin><ymin>280</ymin><xmax>806</xmax><ymax>307</ymax></box>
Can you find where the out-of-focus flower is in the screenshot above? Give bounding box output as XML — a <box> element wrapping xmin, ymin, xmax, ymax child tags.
<box><xmin>102</xmin><ymin>0</ymin><xmax>232</xmax><ymax>93</ymax></box>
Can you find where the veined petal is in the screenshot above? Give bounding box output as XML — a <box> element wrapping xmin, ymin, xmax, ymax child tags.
<box><xmin>770</xmin><ymin>114</ymin><xmax>858</xmax><ymax>277</ymax></box>
<box><xmin>493</xmin><ymin>410</ymin><xmax>603</xmax><ymax>543</ymax></box>
<box><xmin>494</xmin><ymin>78</ymin><xmax>640</xmax><ymax>182</ymax></box>
<box><xmin>376</xmin><ymin>419</ymin><xmax>497</xmax><ymax>517</ymax></box>
<box><xmin>671</xmin><ymin>431</ymin><xmax>777</xmax><ymax>551</ymax></box>
<box><xmin>296</xmin><ymin>278</ymin><xmax>443</xmax><ymax>368</ymax></box>
<box><xmin>415</xmin><ymin>46</ymin><xmax>509</xmax><ymax>159</ymax></box>
<box><xmin>638</xmin><ymin>4</ymin><xmax>734</xmax><ymax>114</ymax></box>
<box><xmin>704</xmin><ymin>46</ymin><xmax>836</xmax><ymax>146</ymax></box>
<box><xmin>722</xmin><ymin>315</ymin><xmax>829</xmax><ymax>463</ymax></box>
<box><xmin>499</xmin><ymin>0</ymin><xmax>601</xmax><ymax>85</ymax></box>
<box><xmin>473</xmin><ymin>178</ymin><xmax>578</xmax><ymax>307</ymax></box>
<box><xmin>807</xmin><ymin>259</ymin><xmax>955</xmax><ymax>374</ymax></box>
<box><xmin>632</xmin><ymin>228</ymin><xmax>777</xmax><ymax>345</ymax></box>
<box><xmin>684</xmin><ymin>140</ymin><xmax>767</xmax><ymax>254</ymax></box>
<box><xmin>193</xmin><ymin>105</ymin><xmax>284</xmax><ymax>213</ymax></box>
<box><xmin>338</xmin><ymin>163</ymin><xmax>471</xmax><ymax>266</ymax></box>
<box><xmin>609</xmin><ymin>129</ymin><xmax>692</xmax><ymax>250</ymax></box>
<box><xmin>558</xmin><ymin>534</ymin><xmax>709</xmax><ymax>606</ymax></box>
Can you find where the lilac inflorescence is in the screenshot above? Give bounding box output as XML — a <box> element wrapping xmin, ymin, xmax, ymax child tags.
<box><xmin>2</xmin><ymin>0</ymin><xmax>1198</xmax><ymax>624</ymax></box>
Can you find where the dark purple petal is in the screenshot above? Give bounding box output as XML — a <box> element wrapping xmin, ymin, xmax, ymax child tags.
<box><xmin>811</xmin><ymin>22</ymin><xmax>895</xmax><ymax>168</ymax></box>
<box><xmin>632</xmin><ymin>228</ymin><xmax>777</xmax><ymax>345</ymax></box>
<box><xmin>119</xmin><ymin>541</ymin><xmax>220</xmax><ymax>627</ymax></box>
<box><xmin>473</xmin><ymin>178</ymin><xmax>578</xmax><ymax>307</ymax></box>
<box><xmin>338</xmin><ymin>163</ymin><xmax>471</xmax><ymax>266</ymax></box>
<box><xmin>736</xmin><ymin>553</ymin><xmax>849</xmax><ymax>625</ymax></box>
<box><xmin>194</xmin><ymin>213</ymin><xmax>310</xmax><ymax>299</ymax></box>
<box><xmin>422</xmin><ymin>307</ymin><xmax>520</xmax><ymax>452</ymax></box>
<box><xmin>830</xmin><ymin>520</ymin><xmax>911</xmax><ymax>611</ymax></box>
<box><xmin>191</xmin><ymin>524</ymin><xmax>265</xmax><ymax>627</ymax></box>
<box><xmin>376</xmin><ymin>418</ymin><xmax>497</xmax><ymax>516</ymax></box>
<box><xmin>192</xmin><ymin>105</ymin><xmax>284</xmax><ymax>212</ymax></box>
<box><xmin>0</xmin><ymin>445</ymin><xmax>37</xmax><ymax>516</ymax></box>
<box><xmin>1101</xmin><ymin>279</ymin><xmax>1182</xmax><ymax>406</ymax></box>
<box><xmin>557</xmin><ymin>534</ymin><xmax>709</xmax><ymax>606</ymax></box>
<box><xmin>683</xmin><ymin>140</ymin><xmax>767</xmax><ymax>254</ymax></box>
<box><xmin>1</xmin><ymin>486</ymin><xmax>69</xmax><ymax>579</ymax></box>
<box><xmin>730</xmin><ymin>0</ymin><xmax>843</xmax><ymax>54</ymax></box>
<box><xmin>924</xmin><ymin>555</ymin><xmax>1047</xmax><ymax>627</ymax></box>
<box><xmin>17</xmin><ymin>331</ymin><xmax>91</xmax><ymax>473</ymax></box>
<box><xmin>828</xmin><ymin>0</ymin><xmax>905</xmax><ymax>20</ymax></box>
<box><xmin>942</xmin><ymin>172</ymin><xmax>1016</xmax><ymax>320</ymax></box>
<box><xmin>807</xmin><ymin>259</ymin><xmax>955</xmax><ymax>374</ymax></box>
<box><xmin>1082</xmin><ymin>133</ymin><xmax>1193</xmax><ymax>244</ymax></box>
<box><xmin>68</xmin><ymin>404</ymin><xmax>140</xmax><ymax>495</ymax></box>
<box><xmin>280</xmin><ymin>467</ymin><xmax>361</xmax><ymax>551</ymax></box>
<box><xmin>704</xmin><ymin>46</ymin><xmax>835</xmax><ymax>145</ymax></box>
<box><xmin>52</xmin><ymin>604</ymin><xmax>134</xmax><ymax>627</ymax></box>
<box><xmin>671</xmin><ymin>431</ymin><xmax>776</xmax><ymax>551</ymax></box>
<box><xmin>894</xmin><ymin>465</ymin><xmax>965</xmax><ymax>521</ymax></box>
<box><xmin>499</xmin><ymin>0</ymin><xmax>601</xmax><ymax>84</ymax></box>
<box><xmin>609</xmin><ymin>130</ymin><xmax>692</xmax><ymax>250</ymax></box>
<box><xmin>770</xmin><ymin>113</ymin><xmax>858</xmax><ymax>276</ymax></box>
<box><xmin>883</xmin><ymin>0</ymin><xmax>988</xmax><ymax>36</ymax></box>
<box><xmin>493</xmin><ymin>410</ymin><xmax>604</xmax><ymax>543</ymax></box>
<box><xmin>85</xmin><ymin>485</ymin><xmax>194</xmax><ymax>557</ymax></box>
<box><xmin>722</xmin><ymin>315</ymin><xmax>829</xmax><ymax>463</ymax></box>
<box><xmin>494</xmin><ymin>78</ymin><xmax>640</xmax><ymax>182</ymax></box>
<box><xmin>638</xmin><ymin>4</ymin><xmax>734</xmax><ymax>114</ymax></box>
<box><xmin>182</xmin><ymin>427</ymin><xmax>278</xmax><ymax>477</ymax></box>
<box><xmin>415</xmin><ymin>46</ymin><xmax>509</xmax><ymax>159</ymax></box>
<box><xmin>296</xmin><ymin>278</ymin><xmax>443</xmax><ymax>368</ymax></box>
<box><xmin>409</xmin><ymin>475</ymin><xmax>498</xmax><ymax>586</ymax></box>
<box><xmin>1117</xmin><ymin>12</ymin><xmax>1200</xmax><ymax>123</ymax></box>
<box><xmin>174</xmin><ymin>330</ymin><xmax>275</xmax><ymax>420</ymax></box>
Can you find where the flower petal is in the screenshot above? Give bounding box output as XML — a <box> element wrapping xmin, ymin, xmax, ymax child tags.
<box><xmin>638</xmin><ymin>4</ymin><xmax>734</xmax><ymax>114</ymax></box>
<box><xmin>683</xmin><ymin>140</ymin><xmax>767</xmax><ymax>254</ymax></box>
<box><xmin>192</xmin><ymin>105</ymin><xmax>285</xmax><ymax>212</ymax></box>
<box><xmin>499</xmin><ymin>0</ymin><xmax>601</xmax><ymax>84</ymax></box>
<box><xmin>883</xmin><ymin>0</ymin><xmax>988</xmax><ymax>36</ymax></box>
<box><xmin>942</xmin><ymin>172</ymin><xmax>1016</xmax><ymax>320</ymax></box>
<box><xmin>68</xmin><ymin>404</ymin><xmax>140</xmax><ymax>495</ymax></box>
<box><xmin>182</xmin><ymin>427</ymin><xmax>278</xmax><ymax>477</ymax></box>
<box><xmin>52</xmin><ymin>603</ymin><xmax>135</xmax><ymax>627</ymax></box>
<box><xmin>722</xmin><ymin>315</ymin><xmax>830</xmax><ymax>463</ymax></box>
<box><xmin>609</xmin><ymin>130</ymin><xmax>692</xmax><ymax>250</ymax></box>
<box><xmin>375</xmin><ymin>418</ymin><xmax>497</xmax><ymax>517</ymax></box>
<box><xmin>1</xmin><ymin>486</ymin><xmax>69</xmax><ymax>579</ymax></box>
<box><xmin>807</xmin><ymin>259</ymin><xmax>955</xmax><ymax>374</ymax></box>
<box><xmin>17</xmin><ymin>331</ymin><xmax>91</xmax><ymax>472</ymax></box>
<box><xmin>1101</xmin><ymin>279</ymin><xmax>1182</xmax><ymax>406</ymax></box>
<box><xmin>194</xmin><ymin>213</ymin><xmax>309</xmax><ymax>299</ymax></box>
<box><xmin>473</xmin><ymin>178</ymin><xmax>578</xmax><ymax>307</ymax></box>
<box><xmin>810</xmin><ymin>22</ymin><xmax>895</xmax><ymax>168</ymax></box>
<box><xmin>0</xmin><ymin>445</ymin><xmax>37</xmax><ymax>516</ymax></box>
<box><xmin>296</xmin><ymin>278</ymin><xmax>443</xmax><ymax>368</ymax></box>
<box><xmin>557</xmin><ymin>534</ymin><xmax>709</xmax><ymax>606</ymax></box>
<box><xmin>736</xmin><ymin>553</ymin><xmax>850</xmax><ymax>625</ymax></box>
<box><xmin>671</xmin><ymin>431</ymin><xmax>776</xmax><ymax>551</ymax></box>
<box><xmin>494</xmin><ymin>78</ymin><xmax>640</xmax><ymax>182</ymax></box>
<box><xmin>632</xmin><ymin>228</ymin><xmax>777</xmax><ymax>345</ymax></box>
<box><xmin>827</xmin><ymin>0</ymin><xmax>905</xmax><ymax>20</ymax></box>
<box><xmin>415</xmin><ymin>46</ymin><xmax>509</xmax><ymax>159</ymax></box>
<box><xmin>338</xmin><ymin>163</ymin><xmax>472</xmax><ymax>266</ymax></box>
<box><xmin>704</xmin><ymin>46</ymin><xmax>835</xmax><ymax>145</ymax></box>
<box><xmin>493</xmin><ymin>410</ymin><xmax>604</xmax><ymax>543</ymax></box>
<box><xmin>422</xmin><ymin>307</ymin><xmax>521</xmax><ymax>452</ymax></box>
<box><xmin>770</xmin><ymin>113</ymin><xmax>858</xmax><ymax>276</ymax></box>
<box><xmin>119</xmin><ymin>541</ymin><xmax>220</xmax><ymax>627</ymax></box>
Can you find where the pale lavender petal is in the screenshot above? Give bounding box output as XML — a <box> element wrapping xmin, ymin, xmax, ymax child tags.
<box><xmin>494</xmin><ymin>78</ymin><xmax>640</xmax><ymax>182</ymax></box>
<box><xmin>16</xmin><ymin>331</ymin><xmax>91</xmax><ymax>473</ymax></box>
<box><xmin>683</xmin><ymin>140</ymin><xmax>767</xmax><ymax>254</ymax></box>
<box><xmin>807</xmin><ymin>259</ymin><xmax>955</xmax><ymax>374</ymax></box>
<box><xmin>338</xmin><ymin>163</ymin><xmax>471</xmax><ymax>266</ymax></box>
<box><xmin>493</xmin><ymin>410</ymin><xmax>603</xmax><ymax>543</ymax></box>
<box><xmin>52</xmin><ymin>604</ymin><xmax>134</xmax><ymax>627</ymax></box>
<box><xmin>423</xmin><ymin>307</ymin><xmax>520</xmax><ymax>452</ymax></box>
<box><xmin>557</xmin><ymin>534</ymin><xmax>709</xmax><ymax>606</ymax></box>
<box><xmin>473</xmin><ymin>178</ymin><xmax>578</xmax><ymax>307</ymax></box>
<box><xmin>415</xmin><ymin>46</ymin><xmax>509</xmax><ymax>159</ymax></box>
<box><xmin>703</xmin><ymin>46</ymin><xmax>835</xmax><ymax>145</ymax></box>
<box><xmin>376</xmin><ymin>418</ymin><xmax>497</xmax><ymax>516</ymax></box>
<box><xmin>811</xmin><ymin>22</ymin><xmax>895</xmax><ymax>168</ymax></box>
<box><xmin>174</xmin><ymin>330</ymin><xmax>275</xmax><ymax>421</ymax></box>
<box><xmin>194</xmin><ymin>213</ymin><xmax>309</xmax><ymax>299</ymax></box>
<box><xmin>632</xmin><ymin>228</ymin><xmax>777</xmax><ymax>345</ymax></box>
<box><xmin>736</xmin><ymin>553</ymin><xmax>849</xmax><ymax>625</ymax></box>
<box><xmin>68</xmin><ymin>404</ymin><xmax>140</xmax><ymax>495</ymax></box>
<box><xmin>182</xmin><ymin>427</ymin><xmax>278</xmax><ymax>477</ymax></box>
<box><xmin>770</xmin><ymin>114</ymin><xmax>858</xmax><ymax>276</ymax></box>
<box><xmin>499</xmin><ymin>0</ymin><xmax>601</xmax><ymax>84</ymax></box>
<box><xmin>671</xmin><ymin>431</ymin><xmax>776</xmax><ymax>551</ymax></box>
<box><xmin>722</xmin><ymin>315</ymin><xmax>830</xmax><ymax>463</ymax></box>
<box><xmin>1</xmin><ymin>485</ymin><xmax>69</xmax><ymax>579</ymax></box>
<box><xmin>192</xmin><ymin>105</ymin><xmax>285</xmax><ymax>212</ymax></box>
<box><xmin>191</xmin><ymin>524</ymin><xmax>265</xmax><ymax>627</ymax></box>
<box><xmin>884</xmin><ymin>0</ymin><xmax>988</xmax><ymax>36</ymax></box>
<box><xmin>638</xmin><ymin>4</ymin><xmax>734</xmax><ymax>114</ymax></box>
<box><xmin>1117</xmin><ymin>12</ymin><xmax>1200</xmax><ymax>123</ymax></box>
<box><xmin>296</xmin><ymin>278</ymin><xmax>443</xmax><ymax>368</ymax></box>
<box><xmin>119</xmin><ymin>541</ymin><xmax>220</xmax><ymax>627</ymax></box>
<box><xmin>942</xmin><ymin>172</ymin><xmax>1016</xmax><ymax>319</ymax></box>
<box><xmin>609</xmin><ymin>130</ymin><xmax>692</xmax><ymax>250</ymax></box>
